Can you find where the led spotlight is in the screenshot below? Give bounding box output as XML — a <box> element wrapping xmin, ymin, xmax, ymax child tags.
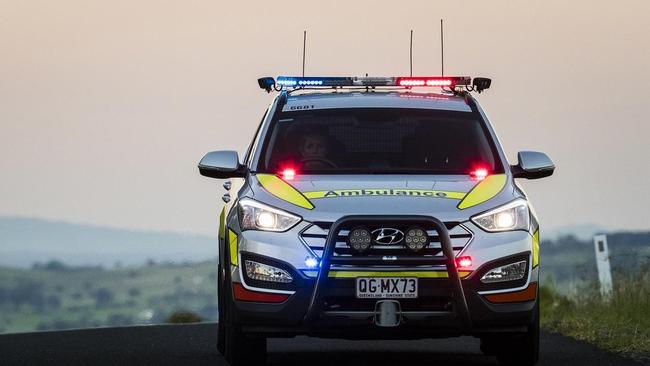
<box><xmin>404</xmin><ymin>227</ymin><xmax>428</xmax><ymax>252</ymax></box>
<box><xmin>472</xmin><ymin>77</ymin><xmax>492</xmax><ymax>93</ymax></box>
<box><xmin>304</xmin><ymin>256</ymin><xmax>319</xmax><ymax>269</ymax></box>
<box><xmin>348</xmin><ymin>227</ymin><xmax>372</xmax><ymax>253</ymax></box>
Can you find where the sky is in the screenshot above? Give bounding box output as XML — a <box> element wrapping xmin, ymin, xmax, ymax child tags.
<box><xmin>1</xmin><ymin>0</ymin><xmax>649</xmax><ymax>237</ymax></box>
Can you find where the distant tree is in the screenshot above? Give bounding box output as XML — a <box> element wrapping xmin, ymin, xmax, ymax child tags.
<box><xmin>127</xmin><ymin>270</ymin><xmax>139</xmax><ymax>279</ymax></box>
<box><xmin>71</xmin><ymin>292</ymin><xmax>83</xmax><ymax>300</ymax></box>
<box><xmin>173</xmin><ymin>276</ymin><xmax>182</xmax><ymax>285</ymax></box>
<box><xmin>147</xmin><ymin>259</ymin><xmax>156</xmax><ymax>266</ymax></box>
<box><xmin>93</xmin><ymin>287</ymin><xmax>114</xmax><ymax>308</ymax></box>
<box><xmin>165</xmin><ymin>310</ymin><xmax>203</xmax><ymax>324</ymax></box>
<box><xmin>42</xmin><ymin>260</ymin><xmax>68</xmax><ymax>271</ymax></box>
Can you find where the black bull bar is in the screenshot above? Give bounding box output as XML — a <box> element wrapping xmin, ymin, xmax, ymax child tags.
<box><xmin>303</xmin><ymin>215</ymin><xmax>472</xmax><ymax>329</ymax></box>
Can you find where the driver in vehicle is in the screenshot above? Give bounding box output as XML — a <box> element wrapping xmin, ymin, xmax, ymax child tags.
<box><xmin>298</xmin><ymin>131</ymin><xmax>336</xmax><ymax>169</ymax></box>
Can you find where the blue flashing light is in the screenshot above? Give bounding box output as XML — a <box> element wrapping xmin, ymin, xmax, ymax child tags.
<box><xmin>276</xmin><ymin>77</ymin><xmax>298</xmax><ymax>87</ymax></box>
<box><xmin>304</xmin><ymin>256</ymin><xmax>319</xmax><ymax>269</ymax></box>
<box><xmin>298</xmin><ymin>79</ymin><xmax>323</xmax><ymax>86</ymax></box>
<box><xmin>277</xmin><ymin>76</ymin><xmax>352</xmax><ymax>88</ymax></box>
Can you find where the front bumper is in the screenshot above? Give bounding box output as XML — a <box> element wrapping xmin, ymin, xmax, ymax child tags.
<box><xmin>235</xmin><ymin>278</ymin><xmax>536</xmax><ymax>339</ymax></box>
<box><xmin>232</xmin><ymin>215</ymin><xmax>537</xmax><ymax>339</ymax></box>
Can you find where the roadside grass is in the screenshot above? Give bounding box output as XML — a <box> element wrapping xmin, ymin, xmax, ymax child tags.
<box><xmin>540</xmin><ymin>267</ymin><xmax>650</xmax><ymax>360</ymax></box>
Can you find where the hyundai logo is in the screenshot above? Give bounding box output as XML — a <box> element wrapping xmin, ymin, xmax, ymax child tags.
<box><xmin>371</xmin><ymin>228</ymin><xmax>404</xmax><ymax>245</ymax></box>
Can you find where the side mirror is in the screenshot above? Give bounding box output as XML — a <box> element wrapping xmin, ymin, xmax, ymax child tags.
<box><xmin>511</xmin><ymin>151</ymin><xmax>555</xmax><ymax>179</ymax></box>
<box><xmin>198</xmin><ymin>151</ymin><xmax>247</xmax><ymax>179</ymax></box>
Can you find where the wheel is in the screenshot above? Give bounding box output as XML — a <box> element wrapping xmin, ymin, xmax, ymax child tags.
<box><xmin>222</xmin><ymin>277</ymin><xmax>267</xmax><ymax>365</ymax></box>
<box><xmin>495</xmin><ymin>300</ymin><xmax>540</xmax><ymax>366</ymax></box>
<box><xmin>216</xmin><ymin>257</ymin><xmax>226</xmax><ymax>355</ymax></box>
<box><xmin>221</xmin><ymin>231</ymin><xmax>267</xmax><ymax>365</ymax></box>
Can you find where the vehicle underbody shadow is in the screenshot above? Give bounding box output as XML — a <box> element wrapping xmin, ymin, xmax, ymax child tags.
<box><xmin>267</xmin><ymin>336</ymin><xmax>494</xmax><ymax>366</ymax></box>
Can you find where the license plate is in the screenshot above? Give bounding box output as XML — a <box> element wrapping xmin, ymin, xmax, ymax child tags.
<box><xmin>355</xmin><ymin>277</ymin><xmax>418</xmax><ymax>299</ymax></box>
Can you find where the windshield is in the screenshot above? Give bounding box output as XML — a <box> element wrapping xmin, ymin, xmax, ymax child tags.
<box><xmin>256</xmin><ymin>108</ymin><xmax>502</xmax><ymax>175</ymax></box>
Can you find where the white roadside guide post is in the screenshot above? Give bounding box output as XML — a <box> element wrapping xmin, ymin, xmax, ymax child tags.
<box><xmin>593</xmin><ymin>234</ymin><xmax>613</xmax><ymax>299</ymax></box>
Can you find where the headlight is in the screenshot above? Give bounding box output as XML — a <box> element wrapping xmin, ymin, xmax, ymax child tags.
<box><xmin>238</xmin><ymin>198</ymin><xmax>301</xmax><ymax>232</ymax></box>
<box><xmin>480</xmin><ymin>260</ymin><xmax>527</xmax><ymax>283</ymax></box>
<box><xmin>471</xmin><ymin>199</ymin><xmax>529</xmax><ymax>232</ymax></box>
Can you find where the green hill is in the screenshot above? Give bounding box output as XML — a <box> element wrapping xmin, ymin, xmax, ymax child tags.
<box><xmin>0</xmin><ymin>260</ymin><xmax>218</xmax><ymax>334</ymax></box>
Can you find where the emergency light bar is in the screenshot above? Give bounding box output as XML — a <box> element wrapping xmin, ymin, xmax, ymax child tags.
<box><xmin>274</xmin><ymin>76</ymin><xmax>470</xmax><ymax>89</ymax></box>
<box><xmin>258</xmin><ymin>75</ymin><xmax>489</xmax><ymax>93</ymax></box>
<box><xmin>395</xmin><ymin>76</ymin><xmax>470</xmax><ymax>87</ymax></box>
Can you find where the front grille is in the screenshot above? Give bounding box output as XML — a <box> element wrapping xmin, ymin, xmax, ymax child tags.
<box><xmin>300</xmin><ymin>221</ymin><xmax>473</xmax><ymax>260</ymax></box>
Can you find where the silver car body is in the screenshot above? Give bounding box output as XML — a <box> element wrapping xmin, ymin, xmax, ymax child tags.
<box><xmin>222</xmin><ymin>91</ymin><xmax>539</xmax><ymax>299</ymax></box>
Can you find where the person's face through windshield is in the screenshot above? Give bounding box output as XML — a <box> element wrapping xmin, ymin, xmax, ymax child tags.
<box><xmin>298</xmin><ymin>133</ymin><xmax>337</xmax><ymax>169</ymax></box>
<box><xmin>299</xmin><ymin>134</ymin><xmax>328</xmax><ymax>159</ymax></box>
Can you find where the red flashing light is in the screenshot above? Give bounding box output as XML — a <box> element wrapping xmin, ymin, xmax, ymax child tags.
<box><xmin>456</xmin><ymin>256</ymin><xmax>473</xmax><ymax>269</ymax></box>
<box><xmin>396</xmin><ymin>77</ymin><xmax>454</xmax><ymax>87</ymax></box>
<box><xmin>470</xmin><ymin>167</ymin><xmax>489</xmax><ymax>181</ymax></box>
<box><xmin>280</xmin><ymin>168</ymin><xmax>296</xmax><ymax>180</ymax></box>
<box><xmin>233</xmin><ymin>283</ymin><xmax>290</xmax><ymax>303</ymax></box>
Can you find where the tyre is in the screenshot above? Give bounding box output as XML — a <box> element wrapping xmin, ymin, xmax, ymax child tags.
<box><xmin>495</xmin><ymin>300</ymin><xmax>540</xmax><ymax>366</ymax></box>
<box><xmin>221</xmin><ymin>232</ymin><xmax>267</xmax><ymax>365</ymax></box>
<box><xmin>216</xmin><ymin>257</ymin><xmax>226</xmax><ymax>355</ymax></box>
<box><xmin>222</xmin><ymin>279</ymin><xmax>267</xmax><ymax>365</ymax></box>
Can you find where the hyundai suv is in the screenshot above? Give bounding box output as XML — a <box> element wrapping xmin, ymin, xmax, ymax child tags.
<box><xmin>199</xmin><ymin>75</ymin><xmax>555</xmax><ymax>365</ymax></box>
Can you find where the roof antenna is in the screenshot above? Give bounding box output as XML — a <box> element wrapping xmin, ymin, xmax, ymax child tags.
<box><xmin>440</xmin><ymin>19</ymin><xmax>444</xmax><ymax>76</ymax></box>
<box><xmin>302</xmin><ymin>30</ymin><xmax>307</xmax><ymax>77</ymax></box>
<box><xmin>409</xmin><ymin>30</ymin><xmax>413</xmax><ymax>77</ymax></box>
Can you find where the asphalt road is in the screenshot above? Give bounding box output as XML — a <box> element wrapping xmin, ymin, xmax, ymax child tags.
<box><xmin>0</xmin><ymin>323</ymin><xmax>643</xmax><ymax>366</ymax></box>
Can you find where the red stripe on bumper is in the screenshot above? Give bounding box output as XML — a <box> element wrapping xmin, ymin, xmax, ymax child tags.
<box><xmin>233</xmin><ymin>283</ymin><xmax>290</xmax><ymax>303</ymax></box>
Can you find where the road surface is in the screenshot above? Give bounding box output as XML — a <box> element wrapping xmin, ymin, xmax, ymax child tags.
<box><xmin>0</xmin><ymin>323</ymin><xmax>643</xmax><ymax>365</ymax></box>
